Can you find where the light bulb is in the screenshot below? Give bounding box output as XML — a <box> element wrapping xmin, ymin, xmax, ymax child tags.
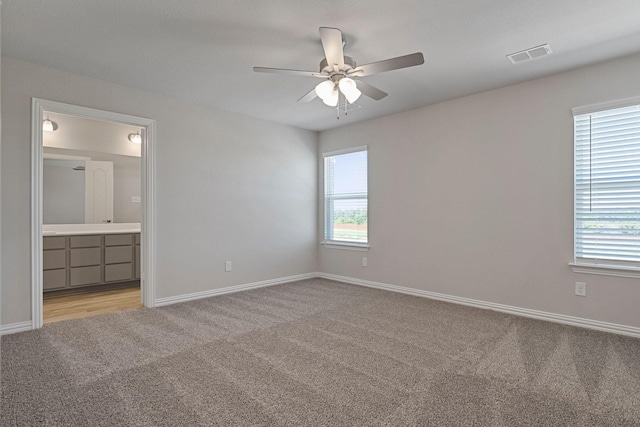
<box><xmin>43</xmin><ymin>118</ymin><xmax>54</xmax><ymax>132</ymax></box>
<box><xmin>128</xmin><ymin>133</ymin><xmax>142</xmax><ymax>144</ymax></box>
<box><xmin>338</xmin><ymin>78</ymin><xmax>362</xmax><ymax>104</ymax></box>
<box><xmin>315</xmin><ymin>80</ymin><xmax>336</xmax><ymax>100</ymax></box>
<box><xmin>322</xmin><ymin>88</ymin><xmax>339</xmax><ymax>107</ymax></box>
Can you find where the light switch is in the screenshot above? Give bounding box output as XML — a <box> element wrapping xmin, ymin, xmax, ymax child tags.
<box><xmin>131</xmin><ymin>196</ymin><xmax>141</xmax><ymax>203</ymax></box>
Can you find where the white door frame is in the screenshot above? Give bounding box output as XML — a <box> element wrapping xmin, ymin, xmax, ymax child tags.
<box><xmin>31</xmin><ymin>98</ymin><xmax>156</xmax><ymax>329</ymax></box>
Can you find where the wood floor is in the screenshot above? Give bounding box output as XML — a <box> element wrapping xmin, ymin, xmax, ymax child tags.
<box><xmin>43</xmin><ymin>287</ymin><xmax>143</xmax><ymax>323</ymax></box>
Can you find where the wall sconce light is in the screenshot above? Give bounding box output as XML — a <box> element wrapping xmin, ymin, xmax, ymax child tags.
<box><xmin>43</xmin><ymin>117</ymin><xmax>58</xmax><ymax>132</ymax></box>
<box><xmin>128</xmin><ymin>132</ymin><xmax>142</xmax><ymax>144</ymax></box>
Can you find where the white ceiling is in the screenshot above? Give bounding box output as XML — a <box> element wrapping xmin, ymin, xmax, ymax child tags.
<box><xmin>4</xmin><ymin>0</ymin><xmax>640</xmax><ymax>131</ymax></box>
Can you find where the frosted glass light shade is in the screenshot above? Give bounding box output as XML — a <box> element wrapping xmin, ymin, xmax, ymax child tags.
<box><xmin>322</xmin><ymin>88</ymin><xmax>339</xmax><ymax>107</ymax></box>
<box><xmin>338</xmin><ymin>78</ymin><xmax>361</xmax><ymax>104</ymax></box>
<box><xmin>315</xmin><ymin>80</ymin><xmax>336</xmax><ymax>100</ymax></box>
<box><xmin>43</xmin><ymin>118</ymin><xmax>55</xmax><ymax>132</ymax></box>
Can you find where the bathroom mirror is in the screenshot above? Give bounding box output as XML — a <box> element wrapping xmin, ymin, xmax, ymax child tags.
<box><xmin>43</xmin><ymin>147</ymin><xmax>141</xmax><ymax>224</ymax></box>
<box><xmin>43</xmin><ymin>156</ymin><xmax>89</xmax><ymax>224</ymax></box>
<box><xmin>42</xmin><ymin>111</ymin><xmax>142</xmax><ymax>225</ymax></box>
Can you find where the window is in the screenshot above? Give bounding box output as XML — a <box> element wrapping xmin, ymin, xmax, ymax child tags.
<box><xmin>323</xmin><ymin>147</ymin><xmax>368</xmax><ymax>245</ymax></box>
<box><xmin>573</xmin><ymin>101</ymin><xmax>640</xmax><ymax>269</ymax></box>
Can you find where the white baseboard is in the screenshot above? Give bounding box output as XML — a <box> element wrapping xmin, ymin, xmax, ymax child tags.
<box><xmin>7</xmin><ymin>272</ymin><xmax>638</xmax><ymax>339</ymax></box>
<box><xmin>318</xmin><ymin>273</ymin><xmax>640</xmax><ymax>339</ymax></box>
<box><xmin>1</xmin><ymin>321</ymin><xmax>33</xmax><ymax>336</ymax></box>
<box><xmin>154</xmin><ymin>273</ymin><xmax>318</xmax><ymax>307</ymax></box>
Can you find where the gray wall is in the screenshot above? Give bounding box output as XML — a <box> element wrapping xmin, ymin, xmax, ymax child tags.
<box><xmin>1</xmin><ymin>57</ymin><xmax>318</xmax><ymax>324</ymax></box>
<box><xmin>3</xmin><ymin>52</ymin><xmax>640</xmax><ymax>330</ymax></box>
<box><xmin>319</xmin><ymin>52</ymin><xmax>640</xmax><ymax>328</ymax></box>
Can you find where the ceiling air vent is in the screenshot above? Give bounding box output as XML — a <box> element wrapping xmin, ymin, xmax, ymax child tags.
<box><xmin>507</xmin><ymin>44</ymin><xmax>552</xmax><ymax>64</ymax></box>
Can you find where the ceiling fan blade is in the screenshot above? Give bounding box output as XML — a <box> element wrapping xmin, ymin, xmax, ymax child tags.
<box><xmin>253</xmin><ymin>67</ymin><xmax>325</xmax><ymax>77</ymax></box>
<box><xmin>297</xmin><ymin>87</ymin><xmax>318</xmax><ymax>103</ymax></box>
<box><xmin>319</xmin><ymin>27</ymin><xmax>345</xmax><ymax>68</ymax></box>
<box><xmin>348</xmin><ymin>52</ymin><xmax>424</xmax><ymax>76</ymax></box>
<box><xmin>355</xmin><ymin>80</ymin><xmax>388</xmax><ymax>100</ymax></box>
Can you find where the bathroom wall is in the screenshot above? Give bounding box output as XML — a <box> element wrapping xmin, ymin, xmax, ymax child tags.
<box><xmin>43</xmin><ymin>112</ymin><xmax>142</xmax><ymax>158</ymax></box>
<box><xmin>113</xmin><ymin>161</ymin><xmax>142</xmax><ymax>223</ymax></box>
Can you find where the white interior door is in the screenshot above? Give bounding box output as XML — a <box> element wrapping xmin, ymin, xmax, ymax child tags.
<box><xmin>85</xmin><ymin>160</ymin><xmax>114</xmax><ymax>223</ymax></box>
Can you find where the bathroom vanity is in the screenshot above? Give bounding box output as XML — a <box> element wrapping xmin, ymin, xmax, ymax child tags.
<box><xmin>42</xmin><ymin>223</ymin><xmax>141</xmax><ymax>292</ymax></box>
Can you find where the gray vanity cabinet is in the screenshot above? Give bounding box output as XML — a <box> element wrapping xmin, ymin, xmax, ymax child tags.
<box><xmin>104</xmin><ymin>234</ymin><xmax>134</xmax><ymax>282</ymax></box>
<box><xmin>43</xmin><ymin>236</ymin><xmax>67</xmax><ymax>290</ymax></box>
<box><xmin>69</xmin><ymin>235</ymin><xmax>102</xmax><ymax>287</ymax></box>
<box><xmin>43</xmin><ymin>233</ymin><xmax>140</xmax><ymax>292</ymax></box>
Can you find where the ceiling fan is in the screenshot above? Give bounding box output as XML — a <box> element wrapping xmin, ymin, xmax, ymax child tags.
<box><xmin>253</xmin><ymin>27</ymin><xmax>424</xmax><ymax>115</ymax></box>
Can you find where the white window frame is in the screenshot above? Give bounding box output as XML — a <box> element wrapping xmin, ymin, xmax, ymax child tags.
<box><xmin>570</xmin><ymin>96</ymin><xmax>640</xmax><ymax>278</ymax></box>
<box><xmin>322</xmin><ymin>146</ymin><xmax>369</xmax><ymax>250</ymax></box>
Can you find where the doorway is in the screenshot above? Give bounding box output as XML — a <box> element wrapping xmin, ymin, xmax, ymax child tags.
<box><xmin>31</xmin><ymin>99</ymin><xmax>156</xmax><ymax>329</ymax></box>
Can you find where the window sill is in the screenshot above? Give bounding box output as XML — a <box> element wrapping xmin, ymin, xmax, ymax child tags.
<box><xmin>569</xmin><ymin>262</ymin><xmax>640</xmax><ymax>279</ymax></box>
<box><xmin>321</xmin><ymin>241</ymin><xmax>369</xmax><ymax>251</ymax></box>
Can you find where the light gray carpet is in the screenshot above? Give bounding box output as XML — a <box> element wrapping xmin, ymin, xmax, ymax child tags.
<box><xmin>2</xmin><ymin>278</ymin><xmax>640</xmax><ymax>426</ymax></box>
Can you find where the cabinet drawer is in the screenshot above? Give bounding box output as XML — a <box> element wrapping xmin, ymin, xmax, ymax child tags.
<box><xmin>105</xmin><ymin>246</ymin><xmax>132</xmax><ymax>264</ymax></box>
<box><xmin>134</xmin><ymin>233</ymin><xmax>140</xmax><ymax>244</ymax></box>
<box><xmin>43</xmin><ymin>236</ymin><xmax>66</xmax><ymax>250</ymax></box>
<box><xmin>43</xmin><ymin>249</ymin><xmax>66</xmax><ymax>270</ymax></box>
<box><xmin>70</xmin><ymin>266</ymin><xmax>101</xmax><ymax>286</ymax></box>
<box><xmin>105</xmin><ymin>234</ymin><xmax>132</xmax><ymax>246</ymax></box>
<box><xmin>70</xmin><ymin>235</ymin><xmax>101</xmax><ymax>248</ymax></box>
<box><xmin>105</xmin><ymin>263</ymin><xmax>133</xmax><ymax>282</ymax></box>
<box><xmin>70</xmin><ymin>247</ymin><xmax>101</xmax><ymax>267</ymax></box>
<box><xmin>43</xmin><ymin>269</ymin><xmax>67</xmax><ymax>290</ymax></box>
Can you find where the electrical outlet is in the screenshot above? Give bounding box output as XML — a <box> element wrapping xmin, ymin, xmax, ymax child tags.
<box><xmin>225</xmin><ymin>261</ymin><xmax>232</xmax><ymax>272</ymax></box>
<box><xmin>362</xmin><ymin>257</ymin><xmax>367</xmax><ymax>267</ymax></box>
<box><xmin>575</xmin><ymin>282</ymin><xmax>586</xmax><ymax>297</ymax></box>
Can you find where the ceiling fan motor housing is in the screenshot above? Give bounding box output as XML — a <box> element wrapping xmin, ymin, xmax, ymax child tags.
<box><xmin>320</xmin><ymin>56</ymin><xmax>357</xmax><ymax>77</ymax></box>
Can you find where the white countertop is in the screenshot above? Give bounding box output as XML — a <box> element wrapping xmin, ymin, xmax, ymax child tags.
<box><xmin>43</xmin><ymin>223</ymin><xmax>141</xmax><ymax>236</ymax></box>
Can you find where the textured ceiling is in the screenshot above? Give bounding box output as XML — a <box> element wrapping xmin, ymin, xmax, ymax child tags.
<box><xmin>4</xmin><ymin>0</ymin><xmax>640</xmax><ymax>131</ymax></box>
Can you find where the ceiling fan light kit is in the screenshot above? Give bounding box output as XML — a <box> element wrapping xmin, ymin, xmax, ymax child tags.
<box><xmin>315</xmin><ymin>80</ymin><xmax>336</xmax><ymax>101</ymax></box>
<box><xmin>254</xmin><ymin>27</ymin><xmax>424</xmax><ymax>118</ymax></box>
<box><xmin>338</xmin><ymin>78</ymin><xmax>361</xmax><ymax>104</ymax></box>
<box><xmin>323</xmin><ymin>87</ymin><xmax>340</xmax><ymax>107</ymax></box>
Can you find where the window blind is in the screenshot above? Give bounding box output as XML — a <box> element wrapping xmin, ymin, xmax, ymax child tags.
<box><xmin>574</xmin><ymin>103</ymin><xmax>640</xmax><ymax>266</ymax></box>
<box><xmin>324</xmin><ymin>148</ymin><xmax>368</xmax><ymax>243</ymax></box>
